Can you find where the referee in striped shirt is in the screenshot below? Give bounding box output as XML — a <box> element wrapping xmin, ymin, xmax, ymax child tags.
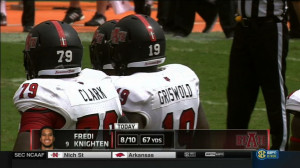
<box><xmin>226</xmin><ymin>0</ymin><xmax>289</xmax><ymax>151</ymax></box>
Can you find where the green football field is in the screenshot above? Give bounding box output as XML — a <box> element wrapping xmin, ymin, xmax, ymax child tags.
<box><xmin>1</xmin><ymin>32</ymin><xmax>300</xmax><ymax>151</ymax></box>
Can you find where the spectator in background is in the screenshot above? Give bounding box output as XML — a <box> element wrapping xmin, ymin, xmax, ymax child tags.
<box><xmin>169</xmin><ymin>0</ymin><xmax>237</xmax><ymax>38</ymax></box>
<box><xmin>196</xmin><ymin>1</ymin><xmax>219</xmax><ymax>33</ymax></box>
<box><xmin>63</xmin><ymin>0</ymin><xmax>108</xmax><ymax>26</ymax></box>
<box><xmin>133</xmin><ymin>0</ymin><xmax>151</xmax><ymax>16</ymax></box>
<box><xmin>157</xmin><ymin>0</ymin><xmax>218</xmax><ymax>37</ymax></box>
<box><xmin>288</xmin><ymin>1</ymin><xmax>300</xmax><ymax>38</ymax></box>
<box><xmin>215</xmin><ymin>0</ymin><xmax>237</xmax><ymax>38</ymax></box>
<box><xmin>292</xmin><ymin>1</ymin><xmax>300</xmax><ymax>22</ymax></box>
<box><xmin>22</xmin><ymin>0</ymin><xmax>35</xmax><ymax>32</ymax></box>
<box><xmin>156</xmin><ymin>0</ymin><xmax>177</xmax><ymax>34</ymax></box>
<box><xmin>0</xmin><ymin>0</ymin><xmax>7</xmax><ymax>26</ymax></box>
<box><xmin>157</xmin><ymin>0</ymin><xmax>184</xmax><ymax>34</ymax></box>
<box><xmin>0</xmin><ymin>1</ymin><xmax>35</xmax><ymax>31</ymax></box>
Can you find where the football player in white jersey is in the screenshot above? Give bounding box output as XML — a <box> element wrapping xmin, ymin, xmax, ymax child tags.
<box><xmin>286</xmin><ymin>90</ymin><xmax>300</xmax><ymax>150</ymax></box>
<box><xmin>13</xmin><ymin>20</ymin><xmax>125</xmax><ymax>151</ymax></box>
<box><xmin>105</xmin><ymin>14</ymin><xmax>209</xmax><ymax>130</ymax></box>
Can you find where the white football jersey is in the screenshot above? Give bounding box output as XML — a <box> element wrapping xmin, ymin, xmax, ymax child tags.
<box><xmin>286</xmin><ymin>89</ymin><xmax>300</xmax><ymax>112</ymax></box>
<box><xmin>112</xmin><ymin>64</ymin><xmax>200</xmax><ymax>130</ymax></box>
<box><xmin>13</xmin><ymin>68</ymin><xmax>123</xmax><ymax>130</ymax></box>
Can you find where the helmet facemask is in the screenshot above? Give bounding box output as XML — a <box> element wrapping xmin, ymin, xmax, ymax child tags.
<box><xmin>89</xmin><ymin>20</ymin><xmax>118</xmax><ymax>74</ymax></box>
<box><xmin>23</xmin><ymin>50</ymin><xmax>37</xmax><ymax>80</ymax></box>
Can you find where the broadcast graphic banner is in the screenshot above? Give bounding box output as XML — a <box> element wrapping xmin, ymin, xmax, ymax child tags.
<box><xmin>30</xmin><ymin>129</ymin><xmax>269</xmax><ymax>150</ymax></box>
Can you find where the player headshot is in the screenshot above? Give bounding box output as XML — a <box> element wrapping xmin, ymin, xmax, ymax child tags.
<box><xmin>40</xmin><ymin>126</ymin><xmax>55</xmax><ymax>150</ymax></box>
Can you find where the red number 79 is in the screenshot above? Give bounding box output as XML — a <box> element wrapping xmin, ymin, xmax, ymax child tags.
<box><xmin>19</xmin><ymin>83</ymin><xmax>39</xmax><ymax>99</ymax></box>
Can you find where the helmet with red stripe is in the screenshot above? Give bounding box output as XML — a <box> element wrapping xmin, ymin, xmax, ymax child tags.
<box><xmin>24</xmin><ymin>20</ymin><xmax>83</xmax><ymax>79</ymax></box>
<box><xmin>111</xmin><ymin>14</ymin><xmax>166</xmax><ymax>75</ymax></box>
<box><xmin>89</xmin><ymin>20</ymin><xmax>118</xmax><ymax>75</ymax></box>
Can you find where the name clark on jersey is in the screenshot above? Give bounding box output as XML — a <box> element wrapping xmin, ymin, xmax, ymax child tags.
<box><xmin>158</xmin><ymin>84</ymin><xmax>193</xmax><ymax>105</ymax></box>
<box><xmin>78</xmin><ymin>86</ymin><xmax>107</xmax><ymax>102</ymax></box>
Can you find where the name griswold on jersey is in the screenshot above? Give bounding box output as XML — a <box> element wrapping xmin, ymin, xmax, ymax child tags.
<box><xmin>78</xmin><ymin>86</ymin><xmax>107</xmax><ymax>102</ymax></box>
<box><xmin>157</xmin><ymin>84</ymin><xmax>193</xmax><ymax>105</ymax></box>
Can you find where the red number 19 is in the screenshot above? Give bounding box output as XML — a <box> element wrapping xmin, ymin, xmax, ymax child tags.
<box><xmin>162</xmin><ymin>108</ymin><xmax>195</xmax><ymax>130</ymax></box>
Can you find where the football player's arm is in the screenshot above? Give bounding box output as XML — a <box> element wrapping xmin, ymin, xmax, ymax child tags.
<box><xmin>292</xmin><ymin>1</ymin><xmax>300</xmax><ymax>23</ymax></box>
<box><xmin>13</xmin><ymin>108</ymin><xmax>65</xmax><ymax>151</ymax></box>
<box><xmin>196</xmin><ymin>103</ymin><xmax>209</xmax><ymax>129</ymax></box>
<box><xmin>123</xmin><ymin>111</ymin><xmax>147</xmax><ymax>129</ymax></box>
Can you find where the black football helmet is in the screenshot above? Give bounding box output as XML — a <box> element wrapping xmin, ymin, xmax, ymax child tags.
<box><xmin>23</xmin><ymin>20</ymin><xmax>83</xmax><ymax>79</ymax></box>
<box><xmin>89</xmin><ymin>20</ymin><xmax>118</xmax><ymax>72</ymax></box>
<box><xmin>111</xmin><ymin>14</ymin><xmax>166</xmax><ymax>75</ymax></box>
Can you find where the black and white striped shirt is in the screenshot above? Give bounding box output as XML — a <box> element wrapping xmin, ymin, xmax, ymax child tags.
<box><xmin>238</xmin><ymin>0</ymin><xmax>287</xmax><ymax>19</ymax></box>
